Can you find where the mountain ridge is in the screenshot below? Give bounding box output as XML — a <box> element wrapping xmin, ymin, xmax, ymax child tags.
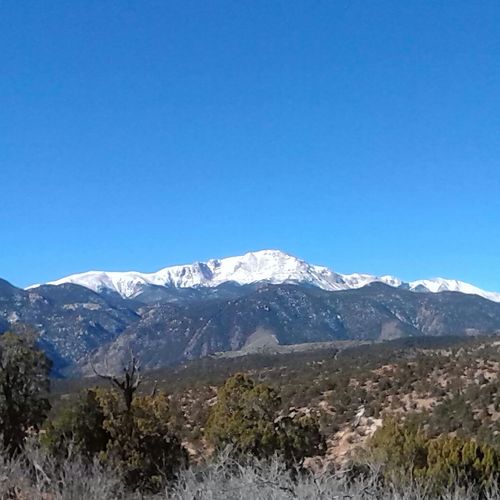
<box><xmin>85</xmin><ymin>281</ymin><xmax>500</xmax><ymax>374</ymax></box>
<box><xmin>27</xmin><ymin>249</ymin><xmax>500</xmax><ymax>303</ymax></box>
<box><xmin>3</xmin><ymin>274</ymin><xmax>500</xmax><ymax>375</ymax></box>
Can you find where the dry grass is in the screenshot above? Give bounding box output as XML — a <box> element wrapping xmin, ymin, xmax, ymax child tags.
<box><xmin>1</xmin><ymin>443</ymin><xmax>500</xmax><ymax>499</ymax></box>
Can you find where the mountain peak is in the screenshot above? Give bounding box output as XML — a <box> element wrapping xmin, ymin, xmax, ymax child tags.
<box><xmin>27</xmin><ymin>250</ymin><xmax>500</xmax><ymax>303</ymax></box>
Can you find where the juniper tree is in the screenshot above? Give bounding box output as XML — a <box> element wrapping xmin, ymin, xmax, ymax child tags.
<box><xmin>0</xmin><ymin>327</ymin><xmax>51</xmax><ymax>453</ymax></box>
<box><xmin>43</xmin><ymin>388</ymin><xmax>110</xmax><ymax>459</ymax></box>
<box><xmin>366</xmin><ymin>415</ymin><xmax>500</xmax><ymax>494</ymax></box>
<box><xmin>89</xmin><ymin>353</ymin><xmax>187</xmax><ymax>491</ymax></box>
<box><xmin>205</xmin><ymin>373</ymin><xmax>325</xmax><ymax>466</ymax></box>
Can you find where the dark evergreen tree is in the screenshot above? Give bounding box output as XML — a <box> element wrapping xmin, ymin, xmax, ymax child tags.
<box><xmin>205</xmin><ymin>373</ymin><xmax>325</xmax><ymax>466</ymax></box>
<box><xmin>0</xmin><ymin>327</ymin><xmax>51</xmax><ymax>453</ymax></box>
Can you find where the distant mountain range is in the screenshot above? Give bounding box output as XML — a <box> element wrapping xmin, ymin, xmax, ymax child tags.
<box><xmin>28</xmin><ymin>249</ymin><xmax>500</xmax><ymax>302</ymax></box>
<box><xmin>0</xmin><ymin>249</ymin><xmax>499</xmax><ymax>376</ymax></box>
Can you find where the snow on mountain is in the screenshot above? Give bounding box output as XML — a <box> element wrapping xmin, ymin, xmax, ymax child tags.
<box><xmin>340</xmin><ymin>273</ymin><xmax>403</xmax><ymax>290</ymax></box>
<box><xmin>27</xmin><ymin>249</ymin><xmax>500</xmax><ymax>303</ymax></box>
<box><xmin>407</xmin><ymin>278</ymin><xmax>500</xmax><ymax>303</ymax></box>
<box><xmin>30</xmin><ymin>250</ymin><xmax>346</xmax><ymax>297</ymax></box>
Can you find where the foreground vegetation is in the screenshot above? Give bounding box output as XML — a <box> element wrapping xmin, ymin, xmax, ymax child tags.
<box><xmin>5</xmin><ymin>326</ymin><xmax>500</xmax><ymax>497</ymax></box>
<box><xmin>3</xmin><ymin>446</ymin><xmax>500</xmax><ymax>499</ymax></box>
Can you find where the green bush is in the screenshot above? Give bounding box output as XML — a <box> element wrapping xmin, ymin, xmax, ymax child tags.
<box><xmin>365</xmin><ymin>415</ymin><xmax>428</xmax><ymax>484</ymax></box>
<box><xmin>365</xmin><ymin>415</ymin><xmax>500</xmax><ymax>494</ymax></box>
<box><xmin>205</xmin><ymin>373</ymin><xmax>325</xmax><ymax>466</ymax></box>
<box><xmin>43</xmin><ymin>388</ymin><xmax>110</xmax><ymax>459</ymax></box>
<box><xmin>46</xmin><ymin>388</ymin><xmax>187</xmax><ymax>492</ymax></box>
<box><xmin>426</xmin><ymin>435</ymin><xmax>499</xmax><ymax>492</ymax></box>
<box><xmin>101</xmin><ymin>392</ymin><xmax>188</xmax><ymax>492</ymax></box>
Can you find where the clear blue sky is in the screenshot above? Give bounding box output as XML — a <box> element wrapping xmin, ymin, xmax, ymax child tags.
<box><xmin>1</xmin><ymin>1</ymin><xmax>499</xmax><ymax>290</ymax></box>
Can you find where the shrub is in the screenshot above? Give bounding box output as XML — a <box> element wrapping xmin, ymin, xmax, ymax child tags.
<box><xmin>43</xmin><ymin>388</ymin><xmax>110</xmax><ymax>459</ymax></box>
<box><xmin>0</xmin><ymin>438</ymin><xmax>125</xmax><ymax>500</ymax></box>
<box><xmin>365</xmin><ymin>415</ymin><xmax>428</xmax><ymax>485</ymax></box>
<box><xmin>366</xmin><ymin>415</ymin><xmax>500</xmax><ymax>495</ymax></box>
<box><xmin>205</xmin><ymin>373</ymin><xmax>280</xmax><ymax>459</ymax></box>
<box><xmin>274</xmin><ymin>414</ymin><xmax>325</xmax><ymax>466</ymax></box>
<box><xmin>205</xmin><ymin>373</ymin><xmax>325</xmax><ymax>466</ymax></box>
<box><xmin>46</xmin><ymin>387</ymin><xmax>187</xmax><ymax>493</ymax></box>
<box><xmin>100</xmin><ymin>391</ymin><xmax>188</xmax><ymax>492</ymax></box>
<box><xmin>425</xmin><ymin>435</ymin><xmax>499</xmax><ymax>493</ymax></box>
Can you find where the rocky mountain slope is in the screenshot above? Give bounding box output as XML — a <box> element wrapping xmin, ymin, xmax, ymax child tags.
<box><xmin>2</xmin><ymin>250</ymin><xmax>500</xmax><ymax>376</ymax></box>
<box><xmin>0</xmin><ymin>279</ymin><xmax>139</xmax><ymax>374</ymax></box>
<box><xmin>86</xmin><ymin>282</ymin><xmax>500</xmax><ymax>374</ymax></box>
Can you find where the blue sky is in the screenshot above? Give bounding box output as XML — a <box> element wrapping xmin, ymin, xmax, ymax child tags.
<box><xmin>1</xmin><ymin>1</ymin><xmax>499</xmax><ymax>290</ymax></box>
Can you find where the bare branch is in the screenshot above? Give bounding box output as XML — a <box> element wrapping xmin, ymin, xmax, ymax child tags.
<box><xmin>91</xmin><ymin>361</ymin><xmax>114</xmax><ymax>382</ymax></box>
<box><xmin>150</xmin><ymin>380</ymin><xmax>158</xmax><ymax>398</ymax></box>
<box><xmin>92</xmin><ymin>352</ymin><xmax>142</xmax><ymax>412</ymax></box>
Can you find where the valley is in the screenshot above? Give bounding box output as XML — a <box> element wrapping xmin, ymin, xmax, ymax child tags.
<box><xmin>51</xmin><ymin>335</ymin><xmax>500</xmax><ymax>468</ymax></box>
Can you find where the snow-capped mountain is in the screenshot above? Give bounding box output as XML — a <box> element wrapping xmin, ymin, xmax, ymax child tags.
<box><xmin>27</xmin><ymin>250</ymin><xmax>400</xmax><ymax>298</ymax></box>
<box><xmin>405</xmin><ymin>279</ymin><xmax>500</xmax><ymax>303</ymax></box>
<box><xmin>6</xmin><ymin>251</ymin><xmax>500</xmax><ymax>374</ymax></box>
<box><xmin>28</xmin><ymin>249</ymin><xmax>500</xmax><ymax>303</ymax></box>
